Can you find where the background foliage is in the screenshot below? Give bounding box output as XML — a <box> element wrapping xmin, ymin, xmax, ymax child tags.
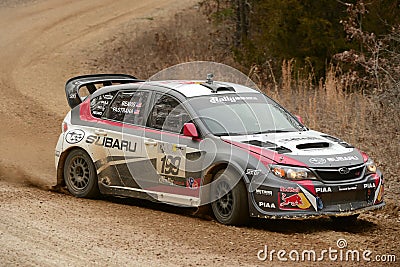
<box><xmin>202</xmin><ymin>0</ymin><xmax>400</xmax><ymax>97</ymax></box>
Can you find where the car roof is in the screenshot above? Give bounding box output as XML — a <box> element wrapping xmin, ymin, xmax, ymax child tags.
<box><xmin>91</xmin><ymin>80</ymin><xmax>259</xmax><ymax>99</ymax></box>
<box><xmin>145</xmin><ymin>80</ymin><xmax>258</xmax><ymax>97</ymax></box>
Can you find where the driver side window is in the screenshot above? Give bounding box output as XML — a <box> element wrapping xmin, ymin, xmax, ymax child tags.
<box><xmin>147</xmin><ymin>94</ymin><xmax>190</xmax><ymax>133</ymax></box>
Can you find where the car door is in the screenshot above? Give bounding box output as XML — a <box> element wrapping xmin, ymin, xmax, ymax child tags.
<box><xmin>145</xmin><ymin>93</ymin><xmax>203</xmax><ymax>201</ymax></box>
<box><xmin>99</xmin><ymin>89</ymin><xmax>155</xmax><ymax>189</ymax></box>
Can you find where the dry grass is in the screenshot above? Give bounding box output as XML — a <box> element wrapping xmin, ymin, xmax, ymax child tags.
<box><xmin>91</xmin><ymin>6</ymin><xmax>399</xmax><ymax>204</ymax></box>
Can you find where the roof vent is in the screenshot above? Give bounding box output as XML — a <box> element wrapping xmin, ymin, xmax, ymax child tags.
<box><xmin>200</xmin><ymin>73</ymin><xmax>236</xmax><ymax>93</ymax></box>
<box><xmin>201</xmin><ymin>82</ymin><xmax>235</xmax><ymax>93</ymax></box>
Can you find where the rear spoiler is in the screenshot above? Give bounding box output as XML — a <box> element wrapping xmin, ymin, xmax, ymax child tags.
<box><xmin>65</xmin><ymin>74</ymin><xmax>142</xmax><ymax>109</ymax></box>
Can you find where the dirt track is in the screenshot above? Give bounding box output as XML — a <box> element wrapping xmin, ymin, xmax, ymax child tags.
<box><xmin>0</xmin><ymin>0</ymin><xmax>399</xmax><ymax>266</ymax></box>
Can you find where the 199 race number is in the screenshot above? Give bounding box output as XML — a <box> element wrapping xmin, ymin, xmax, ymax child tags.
<box><xmin>160</xmin><ymin>155</ymin><xmax>181</xmax><ymax>175</ymax></box>
<box><xmin>156</xmin><ymin>143</ymin><xmax>186</xmax><ymax>177</ymax></box>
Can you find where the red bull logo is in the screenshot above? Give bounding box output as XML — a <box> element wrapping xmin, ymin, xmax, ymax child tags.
<box><xmin>279</xmin><ymin>192</ymin><xmax>311</xmax><ymax>210</ymax></box>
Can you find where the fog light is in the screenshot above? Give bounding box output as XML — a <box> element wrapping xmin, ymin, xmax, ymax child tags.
<box><xmin>365</xmin><ymin>159</ymin><xmax>377</xmax><ymax>173</ymax></box>
<box><xmin>367</xmin><ymin>164</ymin><xmax>377</xmax><ymax>173</ymax></box>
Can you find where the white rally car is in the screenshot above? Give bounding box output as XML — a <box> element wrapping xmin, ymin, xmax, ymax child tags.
<box><xmin>55</xmin><ymin>74</ymin><xmax>384</xmax><ymax>225</ymax></box>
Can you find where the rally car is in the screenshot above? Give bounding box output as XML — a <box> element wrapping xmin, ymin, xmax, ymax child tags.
<box><xmin>55</xmin><ymin>74</ymin><xmax>384</xmax><ymax>225</ymax></box>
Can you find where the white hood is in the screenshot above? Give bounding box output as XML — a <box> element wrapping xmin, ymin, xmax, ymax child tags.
<box><xmin>221</xmin><ymin>130</ymin><xmax>363</xmax><ymax>167</ymax></box>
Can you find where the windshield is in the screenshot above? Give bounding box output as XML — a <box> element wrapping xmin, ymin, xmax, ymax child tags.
<box><xmin>188</xmin><ymin>93</ymin><xmax>305</xmax><ymax>136</ymax></box>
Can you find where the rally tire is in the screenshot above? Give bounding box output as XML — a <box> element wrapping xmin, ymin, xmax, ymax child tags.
<box><xmin>64</xmin><ymin>149</ymin><xmax>100</xmax><ymax>198</ymax></box>
<box><xmin>211</xmin><ymin>169</ymin><xmax>249</xmax><ymax>225</ymax></box>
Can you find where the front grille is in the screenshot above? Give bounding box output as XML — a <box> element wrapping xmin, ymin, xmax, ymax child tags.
<box><xmin>319</xmin><ymin>190</ymin><xmax>366</xmax><ymax>205</ymax></box>
<box><xmin>313</xmin><ymin>164</ymin><xmax>365</xmax><ymax>182</ymax></box>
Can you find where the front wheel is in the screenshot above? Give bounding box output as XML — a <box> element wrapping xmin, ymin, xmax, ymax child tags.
<box><xmin>211</xmin><ymin>169</ymin><xmax>249</xmax><ymax>225</ymax></box>
<box><xmin>63</xmin><ymin>149</ymin><xmax>100</xmax><ymax>198</ymax></box>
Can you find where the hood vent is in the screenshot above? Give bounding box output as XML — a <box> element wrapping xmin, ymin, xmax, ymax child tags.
<box><xmin>296</xmin><ymin>142</ymin><xmax>330</xmax><ymax>150</ymax></box>
<box><xmin>321</xmin><ymin>135</ymin><xmax>354</xmax><ymax>148</ymax></box>
<box><xmin>242</xmin><ymin>140</ymin><xmax>292</xmax><ymax>154</ymax></box>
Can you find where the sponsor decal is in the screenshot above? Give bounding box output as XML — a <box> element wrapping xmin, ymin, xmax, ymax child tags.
<box><xmin>338</xmin><ymin>186</ymin><xmax>357</xmax><ymax>191</ymax></box>
<box><xmin>246</xmin><ymin>169</ymin><xmax>262</xmax><ymax>176</ymax></box>
<box><xmin>159</xmin><ymin>176</ymin><xmax>187</xmax><ymax>186</ymax></box>
<box><xmin>159</xmin><ymin>176</ymin><xmax>174</xmax><ymax>185</ymax></box>
<box><xmin>297</xmin><ymin>184</ymin><xmax>320</xmax><ymax>211</ymax></box>
<box><xmin>92</xmin><ymin>111</ymin><xmax>103</xmax><ymax>116</ymax></box>
<box><xmin>96</xmin><ymin>106</ymin><xmax>106</xmax><ymax>111</ymax></box>
<box><xmin>279</xmin><ymin>192</ymin><xmax>311</xmax><ymax>210</ymax></box>
<box><xmin>255</xmin><ymin>189</ymin><xmax>273</xmax><ymax>196</ymax></box>
<box><xmin>259</xmin><ymin>202</ymin><xmax>276</xmax><ymax>209</ymax></box>
<box><xmin>315</xmin><ymin>187</ymin><xmax>332</xmax><ymax>193</ymax></box>
<box><xmin>280</xmin><ymin>187</ymin><xmax>300</xmax><ymax>193</ymax></box>
<box><xmin>327</xmin><ymin>156</ymin><xmax>359</xmax><ymax>162</ymax></box>
<box><xmin>309</xmin><ymin>156</ymin><xmax>359</xmax><ymax>164</ymax></box>
<box><xmin>186</xmin><ymin>177</ymin><xmax>199</xmax><ymax>189</ymax></box>
<box><xmin>309</xmin><ymin>158</ymin><xmax>327</xmax><ymax>164</ymax></box>
<box><xmin>364</xmin><ymin>183</ymin><xmax>376</xmax><ymax>189</ymax></box>
<box><xmin>171</xmin><ymin>144</ymin><xmax>184</xmax><ymax>152</ymax></box>
<box><xmin>121</xmin><ymin>101</ymin><xmax>142</xmax><ymax>108</ymax></box>
<box><xmin>65</xmin><ymin>129</ymin><xmax>85</xmax><ymax>144</ymax></box>
<box><xmin>111</xmin><ymin>106</ymin><xmax>141</xmax><ymax>114</ymax></box>
<box><xmin>86</xmin><ymin>135</ymin><xmax>137</xmax><ymax>152</ymax></box>
<box><xmin>103</xmin><ymin>94</ymin><xmax>113</xmax><ymax>100</ymax></box>
<box><xmin>209</xmin><ymin>96</ymin><xmax>258</xmax><ymax>104</ymax></box>
<box><xmin>279</xmin><ymin>137</ymin><xmax>321</xmax><ymax>143</ymax></box>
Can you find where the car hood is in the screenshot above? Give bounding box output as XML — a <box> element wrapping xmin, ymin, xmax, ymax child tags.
<box><xmin>221</xmin><ymin>130</ymin><xmax>365</xmax><ymax>168</ymax></box>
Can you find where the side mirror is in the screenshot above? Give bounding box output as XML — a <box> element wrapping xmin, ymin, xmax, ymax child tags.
<box><xmin>295</xmin><ymin>115</ymin><xmax>304</xmax><ymax>124</ymax></box>
<box><xmin>183</xmin><ymin>123</ymin><xmax>199</xmax><ymax>139</ymax></box>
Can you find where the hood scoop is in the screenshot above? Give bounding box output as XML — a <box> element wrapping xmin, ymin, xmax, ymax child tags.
<box><xmin>321</xmin><ymin>135</ymin><xmax>354</xmax><ymax>148</ymax></box>
<box><xmin>296</xmin><ymin>142</ymin><xmax>330</xmax><ymax>150</ymax></box>
<box><xmin>242</xmin><ymin>140</ymin><xmax>292</xmax><ymax>154</ymax></box>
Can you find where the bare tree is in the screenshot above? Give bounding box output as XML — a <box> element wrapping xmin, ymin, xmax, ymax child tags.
<box><xmin>334</xmin><ymin>0</ymin><xmax>400</xmax><ymax>108</ymax></box>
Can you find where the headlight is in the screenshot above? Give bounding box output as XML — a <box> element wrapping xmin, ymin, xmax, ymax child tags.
<box><xmin>269</xmin><ymin>164</ymin><xmax>317</xmax><ymax>180</ymax></box>
<box><xmin>366</xmin><ymin>159</ymin><xmax>377</xmax><ymax>173</ymax></box>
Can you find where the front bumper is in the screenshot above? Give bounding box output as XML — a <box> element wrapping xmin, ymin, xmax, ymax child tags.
<box><xmin>248</xmin><ymin>172</ymin><xmax>384</xmax><ymax>218</ymax></box>
<box><xmin>251</xmin><ymin>202</ymin><xmax>385</xmax><ymax>219</ymax></box>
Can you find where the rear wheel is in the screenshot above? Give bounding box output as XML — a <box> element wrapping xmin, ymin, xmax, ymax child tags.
<box><xmin>211</xmin><ymin>169</ymin><xmax>249</xmax><ymax>225</ymax></box>
<box><xmin>64</xmin><ymin>149</ymin><xmax>100</xmax><ymax>198</ymax></box>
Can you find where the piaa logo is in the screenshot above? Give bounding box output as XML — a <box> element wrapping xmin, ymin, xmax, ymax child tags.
<box><xmin>65</xmin><ymin>129</ymin><xmax>85</xmax><ymax>144</ymax></box>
